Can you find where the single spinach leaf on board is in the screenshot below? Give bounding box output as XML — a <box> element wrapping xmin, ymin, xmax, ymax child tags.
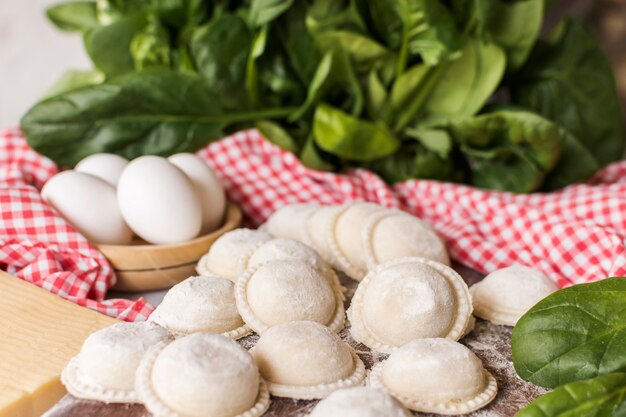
<box><xmin>83</xmin><ymin>15</ymin><xmax>146</xmax><ymax>76</ymax></box>
<box><xmin>511</xmin><ymin>19</ymin><xmax>625</xmax><ymax>167</ymax></box>
<box><xmin>40</xmin><ymin>69</ymin><xmax>105</xmax><ymax>100</ymax></box>
<box><xmin>249</xmin><ymin>0</ymin><xmax>294</xmax><ymax>27</ymax></box>
<box><xmin>21</xmin><ymin>70</ymin><xmax>295</xmax><ymax>167</ymax></box>
<box><xmin>512</xmin><ymin>278</ymin><xmax>626</xmax><ymax>388</ymax></box>
<box><xmin>488</xmin><ymin>0</ymin><xmax>543</xmax><ymax>70</ymax></box>
<box><xmin>190</xmin><ymin>13</ymin><xmax>252</xmax><ymax>110</ymax></box>
<box><xmin>46</xmin><ymin>1</ymin><xmax>98</xmax><ymax>32</ymax></box>
<box><xmin>449</xmin><ymin>110</ymin><xmax>563</xmax><ymax>193</ymax></box>
<box><xmin>130</xmin><ymin>16</ymin><xmax>171</xmax><ymax>70</ymax></box>
<box><xmin>516</xmin><ymin>373</ymin><xmax>626</xmax><ymax>417</ymax></box>
<box><xmin>422</xmin><ymin>38</ymin><xmax>506</xmax><ymax>124</ymax></box>
<box><xmin>313</xmin><ymin>103</ymin><xmax>399</xmax><ymax>161</ymax></box>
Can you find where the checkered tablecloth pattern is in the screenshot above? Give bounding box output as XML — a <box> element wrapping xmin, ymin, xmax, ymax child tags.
<box><xmin>2</xmin><ymin>127</ymin><xmax>626</xmax><ymax>321</ymax></box>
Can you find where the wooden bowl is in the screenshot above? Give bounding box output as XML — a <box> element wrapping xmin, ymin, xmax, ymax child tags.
<box><xmin>97</xmin><ymin>203</ymin><xmax>242</xmax><ymax>292</ymax></box>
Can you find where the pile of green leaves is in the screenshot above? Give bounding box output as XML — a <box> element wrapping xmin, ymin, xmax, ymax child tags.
<box><xmin>512</xmin><ymin>278</ymin><xmax>626</xmax><ymax>416</ymax></box>
<box><xmin>21</xmin><ymin>0</ymin><xmax>625</xmax><ymax>192</ymax></box>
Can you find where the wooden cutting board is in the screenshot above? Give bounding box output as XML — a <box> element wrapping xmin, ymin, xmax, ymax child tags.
<box><xmin>43</xmin><ymin>265</ymin><xmax>547</xmax><ymax>417</ymax></box>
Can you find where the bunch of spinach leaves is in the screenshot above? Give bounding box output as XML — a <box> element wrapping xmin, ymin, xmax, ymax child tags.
<box><xmin>512</xmin><ymin>278</ymin><xmax>626</xmax><ymax>416</ymax></box>
<box><xmin>21</xmin><ymin>0</ymin><xmax>625</xmax><ymax>193</ymax></box>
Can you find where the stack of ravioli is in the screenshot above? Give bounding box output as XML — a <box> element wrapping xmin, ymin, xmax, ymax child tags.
<box><xmin>60</xmin><ymin>202</ymin><xmax>559</xmax><ymax>417</ymax></box>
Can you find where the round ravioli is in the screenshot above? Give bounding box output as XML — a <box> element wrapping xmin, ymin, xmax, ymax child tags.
<box><xmin>309</xmin><ymin>387</ymin><xmax>412</xmax><ymax>417</ymax></box>
<box><xmin>363</xmin><ymin>211</ymin><xmax>449</xmax><ymax>268</ymax></box>
<box><xmin>306</xmin><ymin>205</ymin><xmax>348</xmax><ymax>267</ymax></box>
<box><xmin>196</xmin><ymin>228</ymin><xmax>272</xmax><ymax>281</ymax></box>
<box><xmin>250</xmin><ymin>321</ymin><xmax>365</xmax><ymax>399</ymax></box>
<box><xmin>369</xmin><ymin>338</ymin><xmax>497</xmax><ymax>415</ymax></box>
<box><xmin>136</xmin><ymin>333</ymin><xmax>270</xmax><ymax>417</ymax></box>
<box><xmin>348</xmin><ymin>257</ymin><xmax>472</xmax><ymax>353</ymax></box>
<box><xmin>326</xmin><ymin>202</ymin><xmax>386</xmax><ymax>280</ymax></box>
<box><xmin>149</xmin><ymin>275</ymin><xmax>250</xmax><ymax>339</ymax></box>
<box><xmin>262</xmin><ymin>203</ymin><xmax>318</xmax><ymax>243</ymax></box>
<box><xmin>236</xmin><ymin>260</ymin><xmax>345</xmax><ymax>333</ymax></box>
<box><xmin>237</xmin><ymin>238</ymin><xmax>331</xmax><ymax>277</ymax></box>
<box><xmin>61</xmin><ymin>321</ymin><xmax>172</xmax><ymax>403</ymax></box>
<box><xmin>470</xmin><ymin>265</ymin><xmax>559</xmax><ymax>326</ymax></box>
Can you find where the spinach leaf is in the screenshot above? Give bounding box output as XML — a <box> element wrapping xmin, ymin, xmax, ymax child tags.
<box><xmin>314</xmin><ymin>30</ymin><xmax>392</xmax><ymax>73</ymax></box>
<box><xmin>190</xmin><ymin>13</ymin><xmax>252</xmax><ymax>110</ymax></box>
<box><xmin>422</xmin><ymin>38</ymin><xmax>506</xmax><ymax>124</ymax></box>
<box><xmin>83</xmin><ymin>15</ymin><xmax>147</xmax><ymax>77</ymax></box>
<box><xmin>130</xmin><ymin>16</ymin><xmax>171</xmax><ymax>70</ymax></box>
<box><xmin>313</xmin><ymin>103</ymin><xmax>399</xmax><ymax>161</ymax></box>
<box><xmin>306</xmin><ymin>0</ymin><xmax>366</xmax><ymax>35</ymax></box>
<box><xmin>46</xmin><ymin>1</ymin><xmax>98</xmax><ymax>32</ymax></box>
<box><xmin>511</xmin><ymin>19</ymin><xmax>625</xmax><ymax>167</ymax></box>
<box><xmin>249</xmin><ymin>0</ymin><xmax>294</xmax><ymax>27</ymax></box>
<box><xmin>371</xmin><ymin>128</ymin><xmax>463</xmax><ymax>183</ymax></box>
<box><xmin>541</xmin><ymin>131</ymin><xmax>600</xmax><ymax>191</ymax></box>
<box><xmin>488</xmin><ymin>0</ymin><xmax>543</xmax><ymax>70</ymax></box>
<box><xmin>301</xmin><ymin>135</ymin><xmax>335</xmax><ymax>171</ymax></box>
<box><xmin>512</xmin><ymin>278</ymin><xmax>626</xmax><ymax>388</ymax></box>
<box><xmin>449</xmin><ymin>110</ymin><xmax>563</xmax><ymax>193</ymax></box>
<box><xmin>21</xmin><ymin>70</ymin><xmax>295</xmax><ymax>167</ymax></box>
<box><xmin>256</xmin><ymin>120</ymin><xmax>298</xmax><ymax>152</ymax></box>
<box><xmin>516</xmin><ymin>373</ymin><xmax>626</xmax><ymax>417</ymax></box>
<box><xmin>290</xmin><ymin>49</ymin><xmax>363</xmax><ymax>121</ymax></box>
<box><xmin>450</xmin><ymin>0</ymin><xmax>493</xmax><ymax>37</ymax></box>
<box><xmin>364</xmin><ymin>69</ymin><xmax>388</xmax><ymax>120</ymax></box>
<box><xmin>40</xmin><ymin>69</ymin><xmax>105</xmax><ymax>100</ymax></box>
<box><xmin>245</xmin><ymin>26</ymin><xmax>268</xmax><ymax>106</ymax></box>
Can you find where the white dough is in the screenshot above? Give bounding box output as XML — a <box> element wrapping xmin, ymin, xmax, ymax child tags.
<box><xmin>196</xmin><ymin>228</ymin><xmax>273</xmax><ymax>281</ymax></box>
<box><xmin>61</xmin><ymin>321</ymin><xmax>172</xmax><ymax>403</ymax></box>
<box><xmin>470</xmin><ymin>265</ymin><xmax>559</xmax><ymax>326</ymax></box>
<box><xmin>239</xmin><ymin>238</ymin><xmax>331</xmax><ymax>276</ymax></box>
<box><xmin>236</xmin><ymin>260</ymin><xmax>345</xmax><ymax>333</ymax></box>
<box><xmin>308</xmin><ymin>387</ymin><xmax>412</xmax><ymax>417</ymax></box>
<box><xmin>250</xmin><ymin>321</ymin><xmax>365</xmax><ymax>399</ymax></box>
<box><xmin>136</xmin><ymin>333</ymin><xmax>270</xmax><ymax>417</ymax></box>
<box><xmin>306</xmin><ymin>205</ymin><xmax>348</xmax><ymax>267</ymax></box>
<box><xmin>263</xmin><ymin>203</ymin><xmax>318</xmax><ymax>243</ymax></box>
<box><xmin>369</xmin><ymin>338</ymin><xmax>497</xmax><ymax>415</ymax></box>
<box><xmin>363</xmin><ymin>211</ymin><xmax>449</xmax><ymax>267</ymax></box>
<box><xmin>149</xmin><ymin>275</ymin><xmax>250</xmax><ymax>339</ymax></box>
<box><xmin>327</xmin><ymin>202</ymin><xmax>386</xmax><ymax>280</ymax></box>
<box><xmin>348</xmin><ymin>257</ymin><xmax>472</xmax><ymax>353</ymax></box>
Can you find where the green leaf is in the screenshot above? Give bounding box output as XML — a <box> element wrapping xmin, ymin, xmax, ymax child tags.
<box><xmin>511</xmin><ymin>19</ymin><xmax>625</xmax><ymax>167</ymax></box>
<box><xmin>449</xmin><ymin>110</ymin><xmax>564</xmax><ymax>193</ymax></box>
<box><xmin>40</xmin><ymin>69</ymin><xmax>105</xmax><ymax>100</ymax></box>
<box><xmin>245</xmin><ymin>26</ymin><xmax>269</xmax><ymax>106</ymax></box>
<box><xmin>541</xmin><ymin>131</ymin><xmax>600</xmax><ymax>191</ymax></box>
<box><xmin>364</xmin><ymin>69</ymin><xmax>388</xmax><ymax>120</ymax></box>
<box><xmin>516</xmin><ymin>373</ymin><xmax>626</xmax><ymax>417</ymax></box>
<box><xmin>290</xmin><ymin>49</ymin><xmax>363</xmax><ymax>121</ymax></box>
<box><xmin>190</xmin><ymin>13</ymin><xmax>252</xmax><ymax>110</ymax></box>
<box><xmin>512</xmin><ymin>278</ymin><xmax>626</xmax><ymax>388</ymax></box>
<box><xmin>130</xmin><ymin>16</ymin><xmax>171</xmax><ymax>70</ymax></box>
<box><xmin>450</xmin><ymin>0</ymin><xmax>493</xmax><ymax>37</ymax></box>
<box><xmin>370</xmin><ymin>129</ymin><xmax>462</xmax><ymax>183</ymax></box>
<box><xmin>306</xmin><ymin>0</ymin><xmax>366</xmax><ymax>35</ymax></box>
<box><xmin>256</xmin><ymin>120</ymin><xmax>298</xmax><ymax>152</ymax></box>
<box><xmin>46</xmin><ymin>1</ymin><xmax>98</xmax><ymax>32</ymax></box>
<box><xmin>83</xmin><ymin>15</ymin><xmax>146</xmax><ymax>77</ymax></box>
<box><xmin>301</xmin><ymin>135</ymin><xmax>335</xmax><ymax>171</ymax></box>
<box><xmin>423</xmin><ymin>38</ymin><xmax>506</xmax><ymax>123</ymax></box>
<box><xmin>20</xmin><ymin>69</ymin><xmax>296</xmax><ymax>167</ymax></box>
<box><xmin>488</xmin><ymin>0</ymin><xmax>543</xmax><ymax>70</ymax></box>
<box><xmin>249</xmin><ymin>0</ymin><xmax>294</xmax><ymax>27</ymax></box>
<box><xmin>313</xmin><ymin>103</ymin><xmax>399</xmax><ymax>161</ymax></box>
<box><xmin>314</xmin><ymin>30</ymin><xmax>392</xmax><ymax>72</ymax></box>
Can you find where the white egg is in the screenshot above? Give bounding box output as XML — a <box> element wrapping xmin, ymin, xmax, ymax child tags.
<box><xmin>117</xmin><ymin>156</ymin><xmax>202</xmax><ymax>244</ymax></box>
<box><xmin>41</xmin><ymin>171</ymin><xmax>133</xmax><ymax>245</ymax></box>
<box><xmin>168</xmin><ymin>153</ymin><xmax>226</xmax><ymax>234</ymax></box>
<box><xmin>75</xmin><ymin>153</ymin><xmax>129</xmax><ymax>187</ymax></box>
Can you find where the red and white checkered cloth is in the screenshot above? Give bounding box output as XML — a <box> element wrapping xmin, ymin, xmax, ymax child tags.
<box><xmin>2</xmin><ymin>127</ymin><xmax>626</xmax><ymax>321</ymax></box>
